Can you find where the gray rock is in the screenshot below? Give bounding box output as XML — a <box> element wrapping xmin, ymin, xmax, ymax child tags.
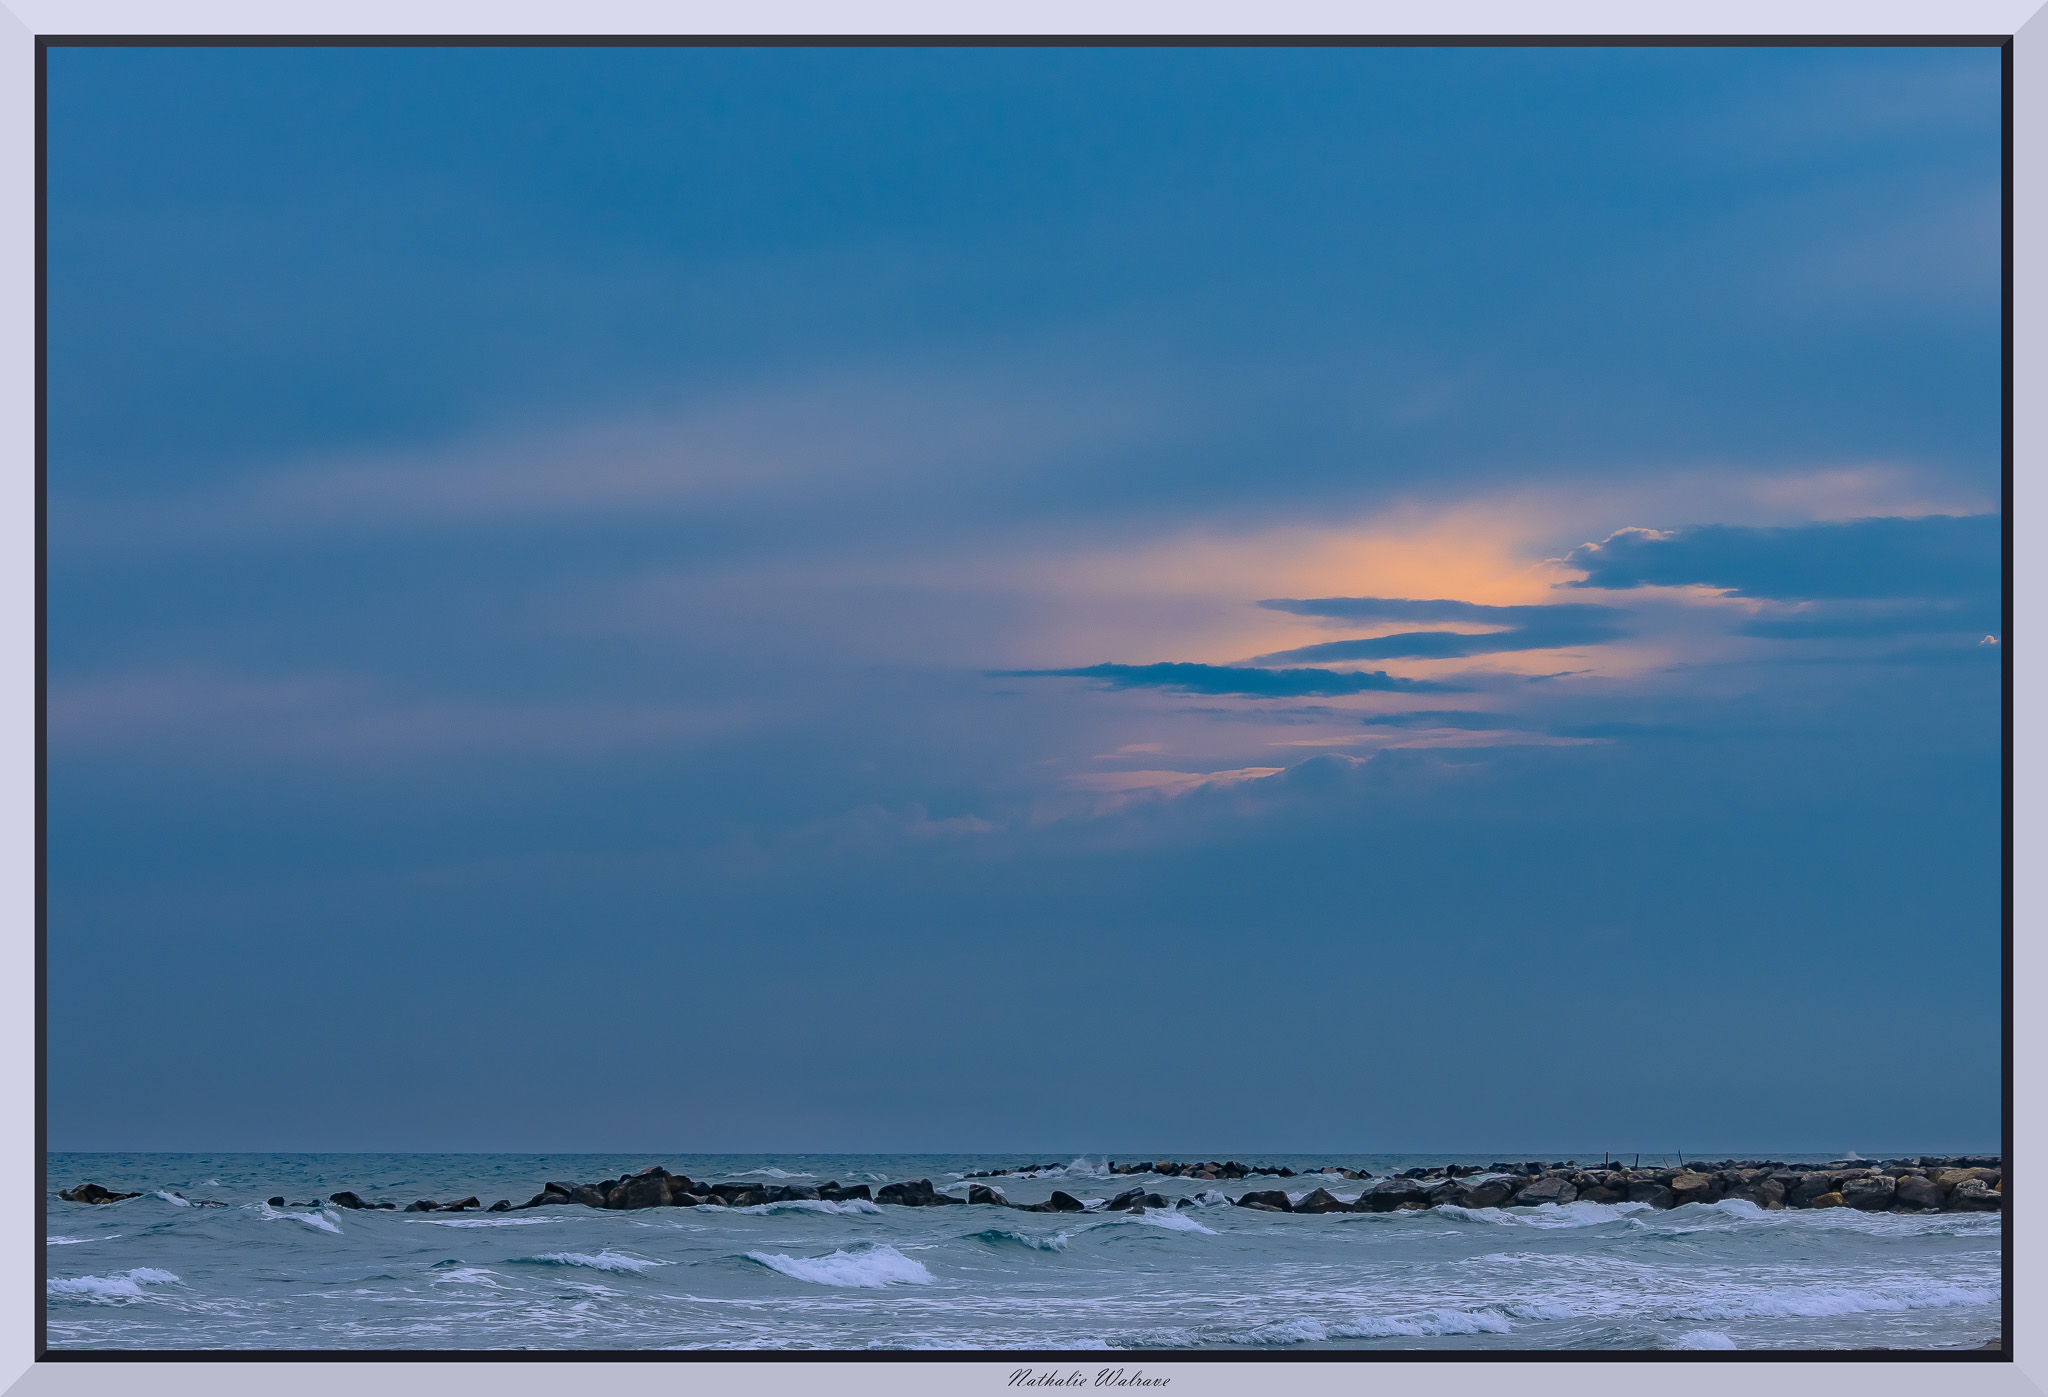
<box><xmin>1842</xmin><ymin>1176</ymin><xmax>1897</xmax><ymax>1211</ymax></box>
<box><xmin>1668</xmin><ymin>1172</ymin><xmax>1712</xmax><ymax>1206</ymax></box>
<box><xmin>1948</xmin><ymin>1179</ymin><xmax>2002</xmax><ymax>1212</ymax></box>
<box><xmin>968</xmin><ymin>1184</ymin><xmax>1010</xmax><ymax>1207</ymax></box>
<box><xmin>605</xmin><ymin>1176</ymin><xmax>673</xmax><ymax>1210</ymax></box>
<box><xmin>1235</xmin><ymin>1190</ymin><xmax>1295</xmax><ymax>1212</ymax></box>
<box><xmin>1292</xmin><ymin>1187</ymin><xmax>1350</xmax><ymax>1213</ymax></box>
<box><xmin>59</xmin><ymin>1183</ymin><xmax>143</xmax><ymax>1205</ymax></box>
<box><xmin>1104</xmin><ymin>1188</ymin><xmax>1146</xmax><ymax>1212</ymax></box>
<box><xmin>486</xmin><ymin>1200</ymin><xmax>512</xmax><ymax>1212</ymax></box>
<box><xmin>438</xmin><ymin>1197</ymin><xmax>482</xmax><ymax>1212</ymax></box>
<box><xmin>1787</xmin><ymin>1173</ymin><xmax>1837</xmax><ymax>1208</ymax></box>
<box><xmin>1354</xmin><ymin>1178</ymin><xmax>1429</xmax><ymax>1212</ymax></box>
<box><xmin>403</xmin><ymin>1200</ymin><xmax>438</xmax><ymax>1212</ymax></box>
<box><xmin>1455</xmin><ymin>1178</ymin><xmax>1515</xmax><ymax>1209</ymax></box>
<box><xmin>1627</xmin><ymin>1181</ymin><xmax>1675</xmax><ymax>1209</ymax></box>
<box><xmin>1892</xmin><ymin>1175</ymin><xmax>1945</xmax><ymax>1210</ymax></box>
<box><xmin>1513</xmin><ymin>1176</ymin><xmax>1577</xmax><ymax>1207</ymax></box>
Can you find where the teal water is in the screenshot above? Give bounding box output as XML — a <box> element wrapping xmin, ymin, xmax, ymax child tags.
<box><xmin>44</xmin><ymin>1153</ymin><xmax>2003</xmax><ymax>1352</ymax></box>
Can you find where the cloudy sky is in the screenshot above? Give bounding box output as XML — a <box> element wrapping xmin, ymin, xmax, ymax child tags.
<box><xmin>45</xmin><ymin>44</ymin><xmax>2002</xmax><ymax>1155</ymax></box>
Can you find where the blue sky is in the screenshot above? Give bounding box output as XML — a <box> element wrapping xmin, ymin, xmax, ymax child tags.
<box><xmin>45</xmin><ymin>44</ymin><xmax>2003</xmax><ymax>1154</ymax></box>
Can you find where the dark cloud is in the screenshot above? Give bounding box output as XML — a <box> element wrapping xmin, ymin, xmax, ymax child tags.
<box><xmin>997</xmin><ymin>662</ymin><xmax>1457</xmax><ymax>697</ymax></box>
<box><xmin>1250</xmin><ymin>598</ymin><xmax>1625</xmax><ymax>663</ymax></box>
<box><xmin>1259</xmin><ymin>596</ymin><xmax>1621</xmax><ymax>625</ymax></box>
<box><xmin>1561</xmin><ymin>514</ymin><xmax>2000</xmax><ymax>600</ymax></box>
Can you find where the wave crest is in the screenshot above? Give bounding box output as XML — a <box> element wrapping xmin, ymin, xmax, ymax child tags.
<box><xmin>744</xmin><ymin>1243</ymin><xmax>935</xmax><ymax>1288</ymax></box>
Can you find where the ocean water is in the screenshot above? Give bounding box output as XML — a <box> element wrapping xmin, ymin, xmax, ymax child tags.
<box><xmin>44</xmin><ymin>1153</ymin><xmax>2003</xmax><ymax>1352</ymax></box>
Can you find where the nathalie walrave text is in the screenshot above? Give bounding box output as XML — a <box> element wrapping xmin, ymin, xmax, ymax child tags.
<box><xmin>1009</xmin><ymin>1371</ymin><xmax>1168</xmax><ymax>1388</ymax></box>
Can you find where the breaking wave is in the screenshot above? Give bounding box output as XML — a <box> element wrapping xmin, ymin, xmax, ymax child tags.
<box><xmin>515</xmin><ymin>1251</ymin><xmax>669</xmax><ymax>1273</ymax></box>
<box><xmin>255</xmin><ymin>1202</ymin><xmax>341</xmax><ymax>1233</ymax></box>
<box><xmin>743</xmin><ymin>1243</ymin><xmax>935</xmax><ymax>1288</ymax></box>
<box><xmin>969</xmin><ymin>1227</ymin><xmax>1069</xmax><ymax>1252</ymax></box>
<box><xmin>47</xmin><ymin>1268</ymin><xmax>180</xmax><ymax>1301</ymax></box>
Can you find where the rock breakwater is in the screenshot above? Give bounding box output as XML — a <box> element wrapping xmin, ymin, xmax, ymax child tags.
<box><xmin>54</xmin><ymin>1155</ymin><xmax>2003</xmax><ymax>1217</ymax></box>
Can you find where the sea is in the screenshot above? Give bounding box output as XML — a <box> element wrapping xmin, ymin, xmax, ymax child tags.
<box><xmin>44</xmin><ymin>1152</ymin><xmax>2004</xmax><ymax>1353</ymax></box>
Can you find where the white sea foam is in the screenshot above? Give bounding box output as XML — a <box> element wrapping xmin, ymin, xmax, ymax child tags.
<box><xmin>1182</xmin><ymin>1190</ymin><xmax>1234</xmax><ymax>1208</ymax></box>
<box><xmin>1674</xmin><ymin>1330</ymin><xmax>1738</xmax><ymax>1349</ymax></box>
<box><xmin>1438</xmin><ymin>1201</ymin><xmax>1643</xmax><ymax>1229</ymax></box>
<box><xmin>731</xmin><ymin>1198</ymin><xmax>883</xmax><ymax>1217</ymax></box>
<box><xmin>428</xmin><ymin>1267</ymin><xmax>505</xmax><ymax>1287</ymax></box>
<box><xmin>1339</xmin><ymin>1308</ymin><xmax>1514</xmax><ymax>1338</ymax></box>
<box><xmin>1684</xmin><ymin>1282</ymin><xmax>2000</xmax><ymax>1321</ymax></box>
<box><xmin>416</xmin><ymin>1216</ymin><xmax>559</xmax><ymax>1227</ymax></box>
<box><xmin>1115</xmin><ymin>1211</ymin><xmax>1215</xmax><ymax>1235</ymax></box>
<box><xmin>1242</xmin><ymin>1315</ymin><xmax>1332</xmax><ymax>1344</ymax></box>
<box><xmin>47</xmin><ymin>1268</ymin><xmax>180</xmax><ymax>1300</ymax></box>
<box><xmin>744</xmin><ymin>1243</ymin><xmax>935</xmax><ymax>1288</ymax></box>
<box><xmin>255</xmin><ymin>1202</ymin><xmax>341</xmax><ymax>1233</ymax></box>
<box><xmin>46</xmin><ymin>1236</ymin><xmax>119</xmax><ymax>1246</ymax></box>
<box><xmin>730</xmin><ymin>1168</ymin><xmax>814</xmax><ymax>1179</ymax></box>
<box><xmin>154</xmin><ymin>1191</ymin><xmax>190</xmax><ymax>1207</ymax></box>
<box><xmin>520</xmin><ymin>1251</ymin><xmax>669</xmax><ymax>1273</ymax></box>
<box><xmin>1014</xmin><ymin>1156</ymin><xmax>1114</xmax><ymax>1181</ymax></box>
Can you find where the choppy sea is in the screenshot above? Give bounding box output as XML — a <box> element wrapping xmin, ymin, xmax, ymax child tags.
<box><xmin>45</xmin><ymin>1153</ymin><xmax>2003</xmax><ymax>1352</ymax></box>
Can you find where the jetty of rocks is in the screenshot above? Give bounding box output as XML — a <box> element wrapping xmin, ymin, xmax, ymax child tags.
<box><xmin>55</xmin><ymin>1155</ymin><xmax>2005</xmax><ymax>1216</ymax></box>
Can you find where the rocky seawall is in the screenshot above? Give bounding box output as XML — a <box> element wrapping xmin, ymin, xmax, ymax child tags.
<box><xmin>55</xmin><ymin>1154</ymin><xmax>2004</xmax><ymax>1216</ymax></box>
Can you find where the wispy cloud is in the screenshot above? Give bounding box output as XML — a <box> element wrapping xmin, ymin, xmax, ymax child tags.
<box><xmin>996</xmin><ymin>662</ymin><xmax>1458</xmax><ymax>697</ymax></box>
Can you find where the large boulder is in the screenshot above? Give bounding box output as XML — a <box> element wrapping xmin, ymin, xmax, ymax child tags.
<box><xmin>968</xmin><ymin>1184</ymin><xmax>1011</xmax><ymax>1207</ymax></box>
<box><xmin>1235</xmin><ymin>1190</ymin><xmax>1295</xmax><ymax>1212</ymax></box>
<box><xmin>403</xmin><ymin>1200</ymin><xmax>440</xmax><ymax>1212</ymax></box>
<box><xmin>606</xmin><ymin>1175</ymin><xmax>674</xmax><ymax>1210</ymax></box>
<box><xmin>1808</xmin><ymin>1191</ymin><xmax>1846</xmax><ymax>1209</ymax></box>
<box><xmin>1626</xmin><ymin>1181</ymin><xmax>1675</xmax><ymax>1209</ymax></box>
<box><xmin>1292</xmin><ymin>1187</ymin><xmax>1350</xmax><ymax>1214</ymax></box>
<box><xmin>1787</xmin><ymin>1173</ymin><xmax>1837</xmax><ymax>1208</ymax></box>
<box><xmin>565</xmin><ymin>1185</ymin><xmax>610</xmax><ymax>1209</ymax></box>
<box><xmin>1104</xmin><ymin>1188</ymin><xmax>1146</xmax><ymax>1212</ymax></box>
<box><xmin>1044</xmin><ymin>1191</ymin><xmax>1086</xmax><ymax>1212</ymax></box>
<box><xmin>875</xmin><ymin>1179</ymin><xmax>965</xmax><ymax>1207</ymax></box>
<box><xmin>438</xmin><ymin>1197</ymin><xmax>482</xmax><ymax>1212</ymax></box>
<box><xmin>58</xmin><ymin>1184</ymin><xmax>141</xmax><ymax>1205</ymax></box>
<box><xmin>1893</xmin><ymin>1175</ymin><xmax>1945</xmax><ymax>1210</ymax></box>
<box><xmin>486</xmin><ymin>1200</ymin><xmax>513</xmax><ymax>1212</ymax></box>
<box><xmin>1948</xmin><ymin>1179</ymin><xmax>2003</xmax><ymax>1212</ymax></box>
<box><xmin>1842</xmin><ymin>1176</ymin><xmax>1897</xmax><ymax>1211</ymax></box>
<box><xmin>708</xmin><ymin>1183</ymin><xmax>771</xmax><ymax>1208</ymax></box>
<box><xmin>1514</xmin><ymin>1176</ymin><xmax>1578</xmax><ymax>1207</ymax></box>
<box><xmin>1354</xmin><ymin>1178</ymin><xmax>1429</xmax><ymax>1212</ymax></box>
<box><xmin>817</xmin><ymin>1182</ymin><xmax>872</xmax><ymax>1202</ymax></box>
<box><xmin>1667</xmin><ymin>1172</ymin><xmax>1713</xmax><ymax>1207</ymax></box>
<box><xmin>769</xmin><ymin>1184</ymin><xmax>822</xmax><ymax>1202</ymax></box>
<box><xmin>1455</xmin><ymin>1177</ymin><xmax>1515</xmax><ymax>1209</ymax></box>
